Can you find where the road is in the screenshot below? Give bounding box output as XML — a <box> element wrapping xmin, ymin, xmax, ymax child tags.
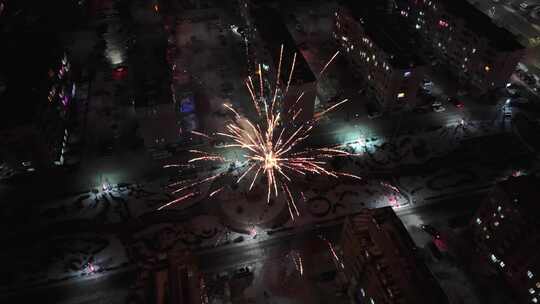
<box><xmin>470</xmin><ymin>0</ymin><xmax>540</xmax><ymax>74</ymax></box>
<box><xmin>201</xmin><ymin>190</ymin><xmax>486</xmax><ymax>273</ymax></box>
<box><xmin>0</xmin><ymin>268</ymin><xmax>136</xmax><ymax>304</ymax></box>
<box><xmin>471</xmin><ymin>0</ymin><xmax>540</xmax><ymax>40</ymax></box>
<box><xmin>0</xmin><ymin>187</ymin><xmax>485</xmax><ymax>304</ymax></box>
<box><xmin>198</xmin><ymin>222</ymin><xmax>342</xmax><ymax>272</ymax></box>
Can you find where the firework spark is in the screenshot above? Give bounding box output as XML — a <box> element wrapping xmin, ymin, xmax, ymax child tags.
<box><xmin>290</xmin><ymin>250</ymin><xmax>304</xmax><ymax>276</ymax></box>
<box><xmin>320</xmin><ymin>236</ymin><xmax>344</xmax><ymax>270</ymax></box>
<box><xmin>159</xmin><ymin>48</ymin><xmax>361</xmax><ymax>214</ymax></box>
<box><xmin>319</xmin><ymin>50</ymin><xmax>340</xmax><ymax>77</ymax></box>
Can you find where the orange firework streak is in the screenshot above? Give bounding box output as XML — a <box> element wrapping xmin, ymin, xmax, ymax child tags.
<box><xmin>159</xmin><ymin>50</ymin><xmax>361</xmax><ymax>217</ymax></box>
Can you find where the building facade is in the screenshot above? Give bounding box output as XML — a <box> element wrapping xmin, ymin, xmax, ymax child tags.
<box><xmin>154</xmin><ymin>251</ymin><xmax>208</xmax><ymax>304</ymax></box>
<box><xmin>341</xmin><ymin>207</ymin><xmax>448</xmax><ymax>303</ymax></box>
<box><xmin>248</xmin><ymin>5</ymin><xmax>317</xmax><ymax>123</ymax></box>
<box><xmin>334</xmin><ymin>4</ymin><xmax>425</xmax><ymax>111</ymax></box>
<box><xmin>0</xmin><ymin>2</ymin><xmax>78</xmax><ymax>171</ymax></box>
<box><xmin>471</xmin><ymin>176</ymin><xmax>540</xmax><ymax>303</ymax></box>
<box><xmin>398</xmin><ymin>0</ymin><xmax>525</xmax><ymax>95</ymax></box>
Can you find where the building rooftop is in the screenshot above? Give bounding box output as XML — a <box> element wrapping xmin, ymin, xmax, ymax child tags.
<box><xmin>473</xmin><ymin>176</ymin><xmax>540</xmax><ymax>301</ymax></box>
<box><xmin>497</xmin><ymin>175</ymin><xmax>540</xmax><ymax>214</ymax></box>
<box><xmin>344</xmin><ymin>1</ymin><xmax>425</xmax><ymax>69</ymax></box>
<box><xmin>250</xmin><ymin>7</ymin><xmax>316</xmax><ymax>84</ymax></box>
<box><xmin>346</xmin><ymin>207</ymin><xmax>447</xmax><ymax>303</ymax></box>
<box><xmin>439</xmin><ymin>0</ymin><xmax>523</xmax><ymax>52</ymax></box>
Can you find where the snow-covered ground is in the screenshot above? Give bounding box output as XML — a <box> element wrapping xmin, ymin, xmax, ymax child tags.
<box><xmin>0</xmin><ymin>234</ymin><xmax>128</xmax><ymax>293</ymax></box>
<box><xmin>5</xmin><ymin>117</ymin><xmax>536</xmax><ymax>292</ymax></box>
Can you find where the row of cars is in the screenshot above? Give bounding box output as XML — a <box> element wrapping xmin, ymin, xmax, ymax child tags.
<box><xmin>515</xmin><ymin>68</ymin><xmax>540</xmax><ymax>94</ymax></box>
<box><xmin>415</xmin><ymin>79</ymin><xmax>465</xmax><ymax>113</ymax></box>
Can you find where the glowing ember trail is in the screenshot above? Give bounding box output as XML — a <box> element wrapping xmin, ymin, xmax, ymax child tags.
<box><xmin>290</xmin><ymin>250</ymin><xmax>304</xmax><ymax>276</ymax></box>
<box><xmin>319</xmin><ymin>50</ymin><xmax>340</xmax><ymax>77</ymax></box>
<box><xmin>158</xmin><ymin>192</ymin><xmax>198</xmax><ymax>210</ymax></box>
<box><xmin>160</xmin><ymin>49</ymin><xmax>361</xmax><ymax>214</ymax></box>
<box><xmin>320</xmin><ymin>236</ymin><xmax>344</xmax><ymax>269</ymax></box>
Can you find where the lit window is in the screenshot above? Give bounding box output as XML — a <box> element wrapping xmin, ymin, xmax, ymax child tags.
<box><xmin>404</xmin><ymin>71</ymin><xmax>411</xmax><ymax>77</ymax></box>
<box><xmin>499</xmin><ymin>261</ymin><xmax>505</xmax><ymax>268</ymax></box>
<box><xmin>341</xmin><ymin>36</ymin><xmax>348</xmax><ymax>42</ymax></box>
<box><xmin>491</xmin><ymin>254</ymin><xmax>498</xmax><ymax>263</ymax></box>
<box><xmin>532</xmin><ymin>297</ymin><xmax>538</xmax><ymax>303</ymax></box>
<box><xmin>464</xmin><ymin>57</ymin><xmax>468</xmax><ymax>62</ymax></box>
<box><xmin>497</xmin><ymin>206</ymin><xmax>502</xmax><ymax>212</ymax></box>
<box><xmin>537</xmin><ymin>282</ymin><xmax>540</xmax><ymax>288</ymax></box>
<box><xmin>528</xmin><ymin>271</ymin><xmax>534</xmax><ymax>279</ymax></box>
<box><xmin>360</xmin><ymin>288</ymin><xmax>366</xmax><ymax>297</ymax></box>
<box><xmin>476</xmin><ymin>218</ymin><xmax>482</xmax><ymax>225</ymax></box>
<box><xmin>472</xmin><ymin>48</ymin><xmax>477</xmax><ymax>53</ymax></box>
<box><xmin>397</xmin><ymin>93</ymin><xmax>405</xmax><ymax>98</ymax></box>
<box><xmin>370</xmin><ymin>298</ymin><xmax>375</xmax><ymax>304</ymax></box>
<box><xmin>494</xmin><ymin>221</ymin><xmax>500</xmax><ymax>227</ymax></box>
<box><xmin>529</xmin><ymin>288</ymin><xmax>535</xmax><ymax>294</ymax></box>
<box><xmin>485</xmin><ymin>65</ymin><xmax>491</xmax><ymax>72</ymax></box>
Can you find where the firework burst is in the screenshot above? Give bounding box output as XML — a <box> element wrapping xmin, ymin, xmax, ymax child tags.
<box><xmin>160</xmin><ymin>47</ymin><xmax>360</xmax><ymax>219</ymax></box>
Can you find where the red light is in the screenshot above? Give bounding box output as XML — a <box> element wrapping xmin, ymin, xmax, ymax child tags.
<box><xmin>438</xmin><ymin>20</ymin><xmax>449</xmax><ymax>28</ymax></box>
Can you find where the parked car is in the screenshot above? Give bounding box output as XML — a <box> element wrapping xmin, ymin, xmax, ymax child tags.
<box><xmin>422</xmin><ymin>80</ymin><xmax>434</xmax><ymax>90</ymax></box>
<box><xmin>519</xmin><ymin>1</ymin><xmax>534</xmax><ymax>11</ymax></box>
<box><xmin>420</xmin><ymin>224</ymin><xmax>441</xmax><ymax>239</ymax></box>
<box><xmin>366</xmin><ymin>103</ymin><xmax>382</xmax><ymax>119</ymax></box>
<box><xmin>233</xmin><ymin>266</ymin><xmax>252</xmax><ymax>278</ymax></box>
<box><xmin>432</xmin><ymin>100</ymin><xmax>442</xmax><ymax>107</ymax></box>
<box><xmin>523</xmin><ymin>74</ymin><xmax>537</xmax><ymax>86</ymax></box>
<box><xmin>506</xmin><ymin>84</ymin><xmax>519</xmax><ymax>96</ymax></box>
<box><xmin>413</xmin><ymin>107</ymin><xmax>431</xmax><ymax>114</ymax></box>
<box><xmin>448</xmin><ymin>97</ymin><xmax>464</xmax><ymax>108</ymax></box>
<box><xmin>433</xmin><ymin>106</ymin><xmax>446</xmax><ymax>112</ymax></box>
<box><xmin>368</xmin><ymin>111</ymin><xmax>382</xmax><ymax>119</ymax></box>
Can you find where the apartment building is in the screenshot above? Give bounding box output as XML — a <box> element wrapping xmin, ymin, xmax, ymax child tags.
<box><xmin>399</xmin><ymin>0</ymin><xmax>525</xmax><ymax>95</ymax></box>
<box><xmin>334</xmin><ymin>3</ymin><xmax>426</xmax><ymax>111</ymax></box>
<box><xmin>341</xmin><ymin>207</ymin><xmax>448</xmax><ymax>303</ymax></box>
<box><xmin>472</xmin><ymin>176</ymin><xmax>540</xmax><ymax>303</ymax></box>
